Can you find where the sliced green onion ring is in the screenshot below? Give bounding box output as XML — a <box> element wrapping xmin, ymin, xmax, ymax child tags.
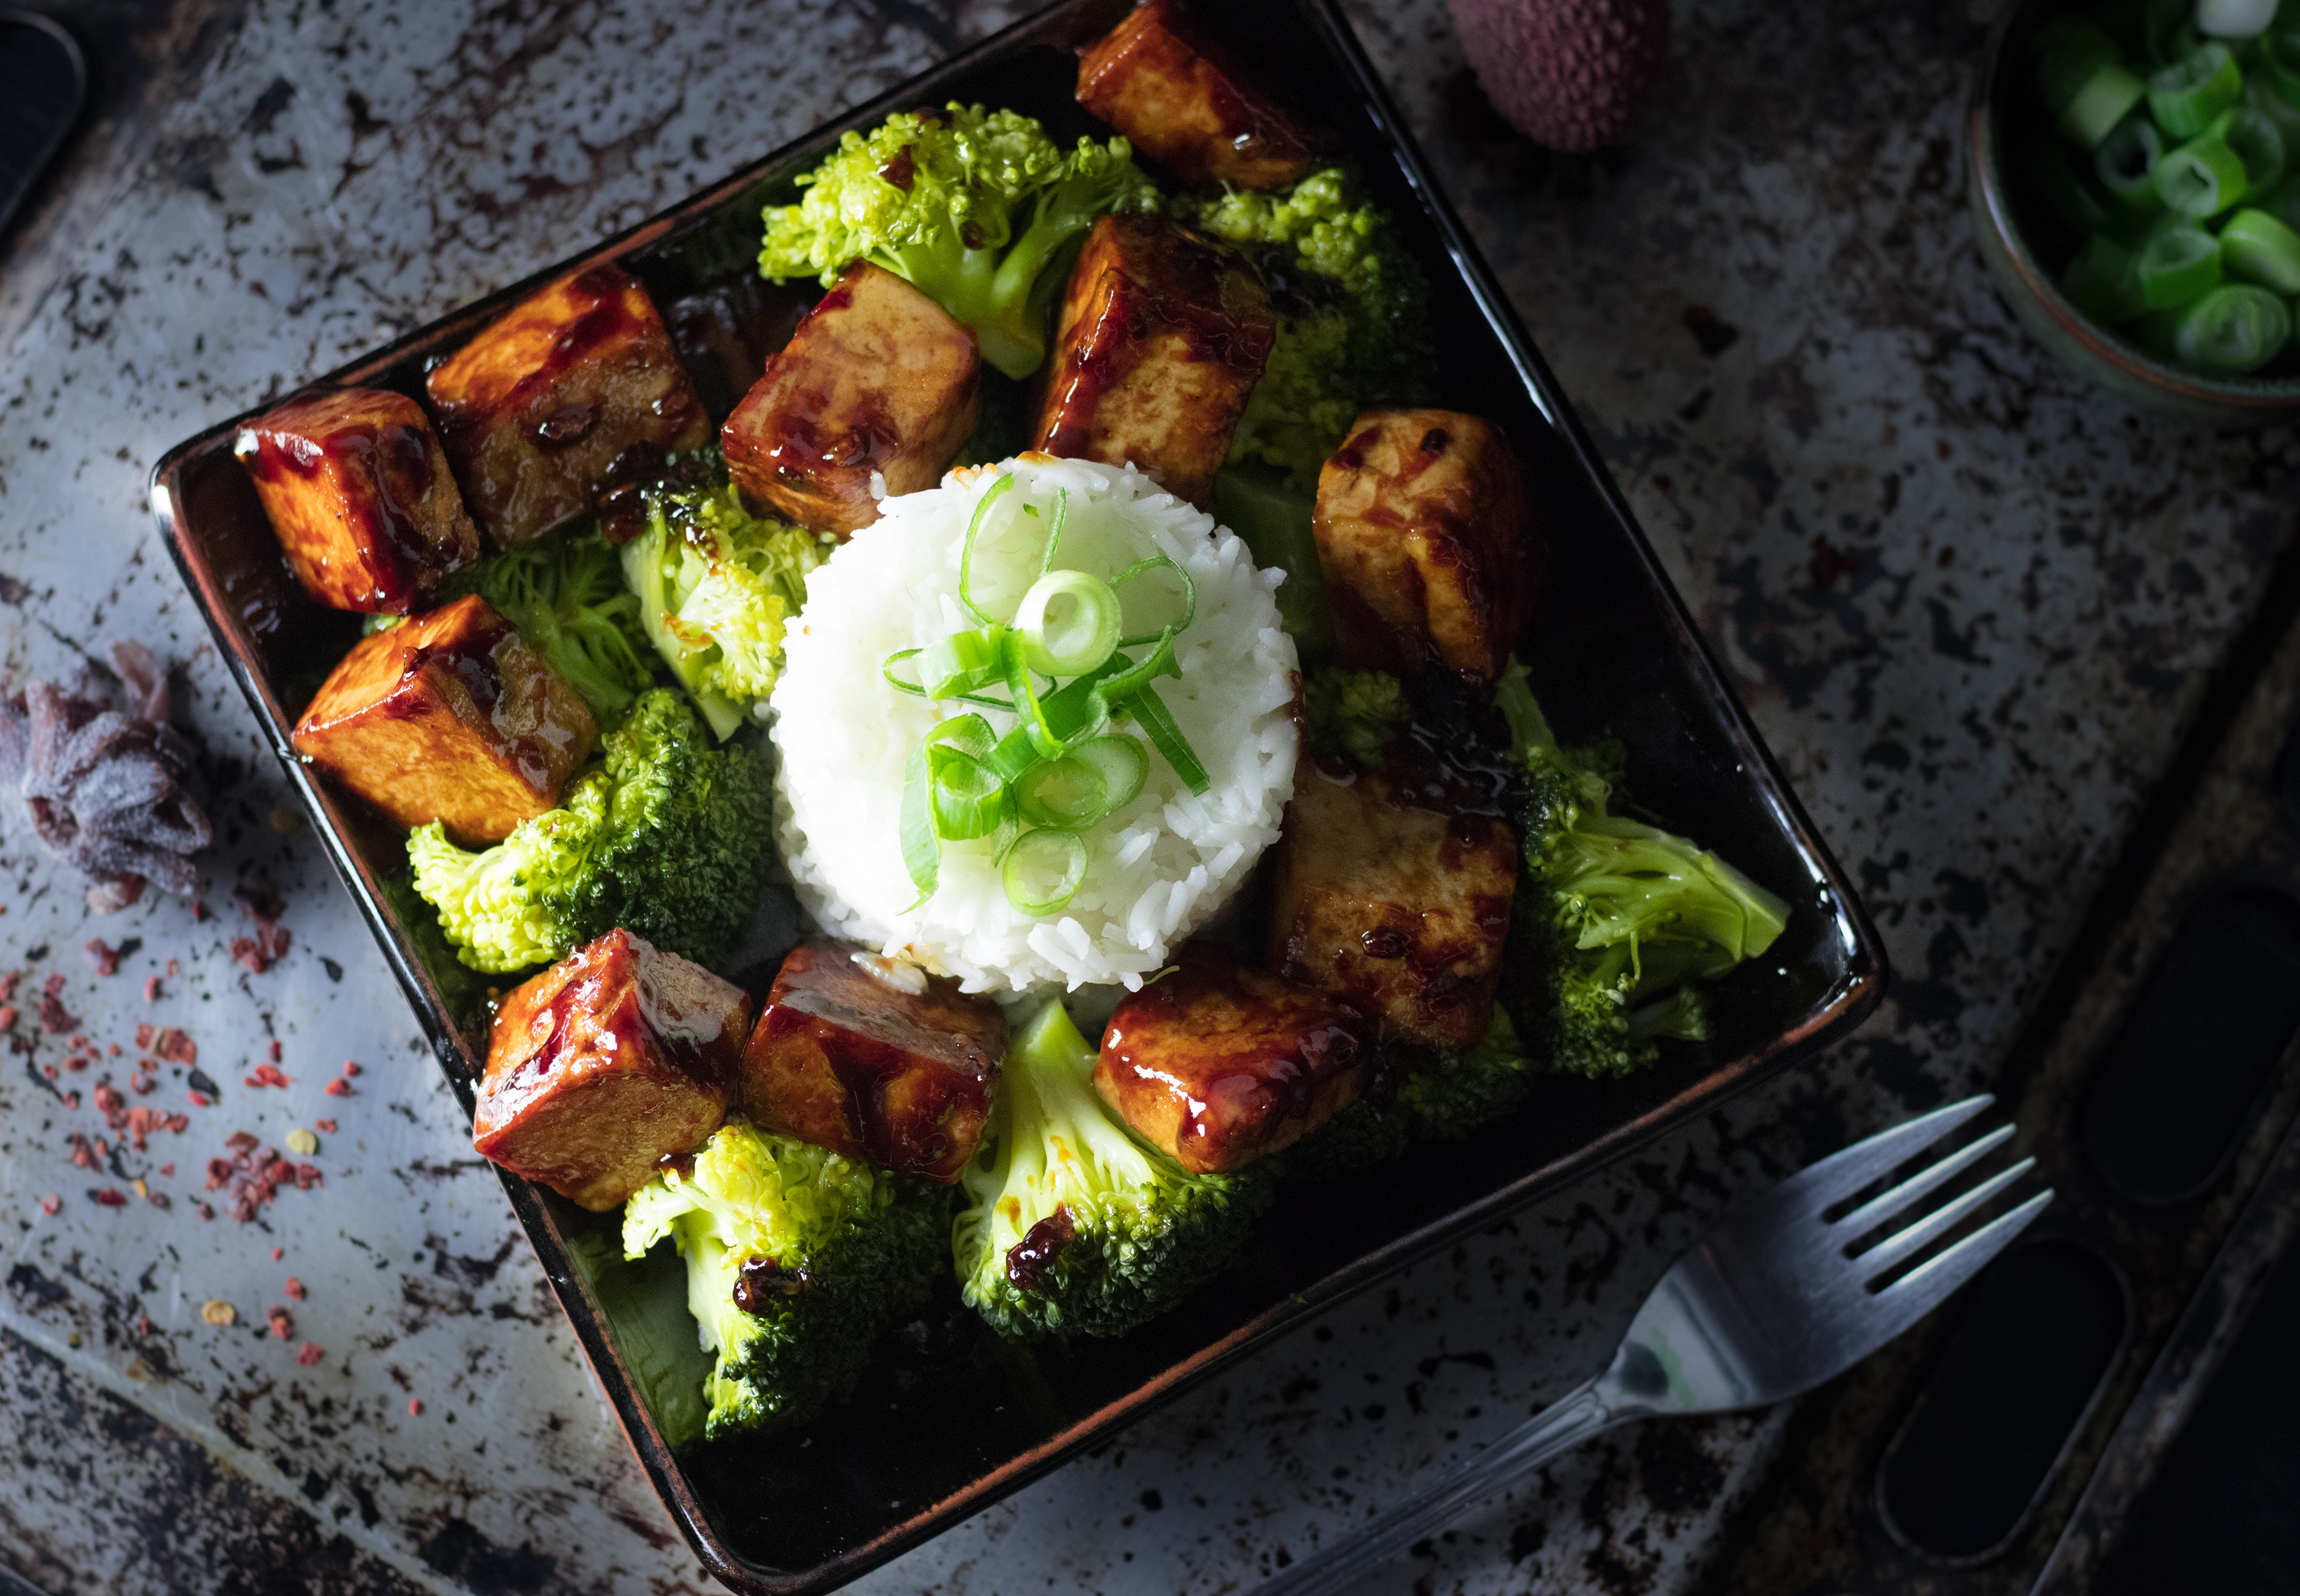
<box><xmin>1036</xmin><ymin>488</ymin><xmax>1069</xmax><ymax>578</ymax></box>
<box><xmin>2219</xmin><ymin>206</ymin><xmax>2300</xmax><ymax>292</ymax></box>
<box><xmin>2137</xmin><ymin>224</ymin><xmax>2223</xmax><ymax>306</ymax></box>
<box><xmin>1069</xmin><ymin>734</ymin><xmax>1149</xmax><ymax>813</ymax></box>
<box><xmin>1000</xmin><ymin>829</ymin><xmax>1088</xmax><ymax>916</ymax></box>
<box><xmin>1122</xmin><ymin>683</ymin><xmax>1211</xmax><ymax>796</ymax></box>
<box><xmin>1108</xmin><ymin>555</ymin><xmax>1197</xmax><ymax>646</ymax></box>
<box><xmin>917</xmin><ymin>626</ymin><xmax>1006</xmax><ymax>699</ymax></box>
<box><xmin>2095</xmin><ymin>117</ymin><xmax>2165</xmax><ymax>205</ymax></box>
<box><xmin>2155</xmin><ymin>133</ymin><xmax>2249</xmax><ymax>216</ymax></box>
<box><xmin>929</xmin><ymin>748</ymin><xmax>1007</xmax><ymax>838</ymax></box>
<box><xmin>1015</xmin><ymin>569</ymin><xmax>1123</xmax><ymax>676</ymax></box>
<box><xmin>2209</xmin><ymin>104</ymin><xmax>2289</xmax><ymax>196</ymax></box>
<box><xmin>2061</xmin><ymin>63</ymin><xmax>2148</xmax><ymax>148</ymax></box>
<box><xmin>2149</xmin><ymin>43</ymin><xmax>2243</xmax><ymax>139</ymax></box>
<box><xmin>2174</xmin><ymin>283</ymin><xmax>2294</xmax><ymax>371</ymax></box>
<box><xmin>898</xmin><ymin>740</ymin><xmax>939</xmax><ymax>907</ymax></box>
<box><xmin>956</xmin><ymin>472</ymin><xmax>1017</xmax><ymax>627</ymax></box>
<box><xmin>1013</xmin><ymin>755</ymin><xmax>1109</xmax><ymax>829</ymax></box>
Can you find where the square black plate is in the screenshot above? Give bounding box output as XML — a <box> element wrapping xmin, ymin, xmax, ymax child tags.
<box><xmin>149</xmin><ymin>1</ymin><xmax>1886</xmax><ymax>1587</ymax></box>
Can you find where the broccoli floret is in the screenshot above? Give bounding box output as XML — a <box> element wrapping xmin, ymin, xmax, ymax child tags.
<box><xmin>624</xmin><ymin>461</ymin><xmax>832</xmax><ymax>739</ymax></box>
<box><xmin>1304</xmin><ymin>666</ymin><xmax>1409</xmax><ymax>764</ymax></box>
<box><xmin>759</xmin><ymin>104</ymin><xmax>1159</xmax><ymax>380</ymax></box>
<box><xmin>407</xmin><ymin>689</ymin><xmax>775</xmax><ymax>973</ymax></box>
<box><xmin>1187</xmin><ymin>168</ymin><xmax>1433</xmax><ymax>491</ymax></box>
<box><xmin>446</xmin><ymin>525</ymin><xmax>657</xmax><ymax>727</ymax></box>
<box><xmin>954</xmin><ymin>1001</ymin><xmax>1271</xmax><ymax>1340</ymax></box>
<box><xmin>623</xmin><ymin>1120</ymin><xmax>948</xmax><ymax>1438</ymax></box>
<box><xmin>1496</xmin><ymin>660</ymin><xmax>1790</xmax><ymax>1078</ymax></box>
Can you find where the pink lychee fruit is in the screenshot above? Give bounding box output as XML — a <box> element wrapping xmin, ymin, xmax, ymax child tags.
<box><xmin>1447</xmin><ymin>0</ymin><xmax>1672</xmax><ymax>154</ymax></box>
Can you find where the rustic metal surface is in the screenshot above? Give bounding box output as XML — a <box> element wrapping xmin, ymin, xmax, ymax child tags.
<box><xmin>1</xmin><ymin>2</ymin><xmax>2297</xmax><ymax>1596</ymax></box>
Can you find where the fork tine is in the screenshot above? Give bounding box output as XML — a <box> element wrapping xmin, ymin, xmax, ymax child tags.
<box><xmin>1834</xmin><ymin>1124</ymin><xmax>2017</xmax><ymax>1238</ymax></box>
<box><xmin>1775</xmin><ymin>1094</ymin><xmax>1996</xmax><ymax>1212</ymax></box>
<box><xmin>1874</xmin><ymin>1188</ymin><xmax>2055</xmax><ymax>1319</ymax></box>
<box><xmin>1852</xmin><ymin>1157</ymin><xmax>2038</xmax><ymax>1279</ymax></box>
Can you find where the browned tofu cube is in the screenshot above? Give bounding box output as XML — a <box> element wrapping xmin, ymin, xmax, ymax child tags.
<box><xmin>1076</xmin><ymin>0</ymin><xmax>1327</xmax><ymax>189</ymax></box>
<box><xmin>1097</xmin><ymin>944</ymin><xmax>1375</xmax><ymax>1174</ymax></box>
<box><xmin>474</xmin><ymin>928</ymin><xmax>752</xmax><ymax>1211</ymax></box>
<box><xmin>233</xmin><ymin>387</ymin><xmax>479</xmax><ymax>614</ymax></box>
<box><xmin>1032</xmin><ymin>215</ymin><xmax>1274</xmax><ymax>508</ymax></box>
<box><xmin>425</xmin><ymin>263</ymin><xmax>709</xmax><ymax>544</ymax></box>
<box><xmin>721</xmin><ymin>262</ymin><xmax>981</xmax><ymax>536</ymax></box>
<box><xmin>1314</xmin><ymin>410</ymin><xmax>1542</xmax><ymax>684</ymax></box>
<box><xmin>1268</xmin><ymin>765</ymin><xmax>1518</xmax><ymax>1049</ymax></box>
<box><xmin>290</xmin><ymin>595</ymin><xmax>597</xmax><ymax>845</ymax></box>
<box><xmin>741</xmin><ymin>940</ymin><xmax>1007</xmax><ymax>1183</ymax></box>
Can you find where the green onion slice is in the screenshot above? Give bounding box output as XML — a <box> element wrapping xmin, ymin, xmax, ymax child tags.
<box><xmin>899</xmin><ymin>739</ymin><xmax>939</xmax><ymax>908</ymax></box>
<box><xmin>2149</xmin><ymin>43</ymin><xmax>2245</xmax><ymax>139</ymax></box>
<box><xmin>2138</xmin><ymin>224</ymin><xmax>2224</xmax><ymax>306</ymax></box>
<box><xmin>1015</xmin><ymin>569</ymin><xmax>1122</xmax><ymax>676</ymax></box>
<box><xmin>1000</xmin><ymin>829</ymin><xmax>1088</xmax><ymax>916</ymax></box>
<box><xmin>2095</xmin><ymin>117</ymin><xmax>2165</xmax><ymax>204</ymax></box>
<box><xmin>2061</xmin><ymin>63</ymin><xmax>2148</xmax><ymax>148</ymax></box>
<box><xmin>1107</xmin><ymin>555</ymin><xmax>1197</xmax><ymax>647</ymax></box>
<box><xmin>883</xmin><ymin>650</ymin><xmax>1017</xmax><ymax>714</ymax></box>
<box><xmin>2174</xmin><ymin>283</ymin><xmax>2295</xmax><ymax>371</ymax></box>
<box><xmin>1013</xmin><ymin>755</ymin><xmax>1109</xmax><ymax>829</ymax></box>
<box><xmin>2209</xmin><ymin>104</ymin><xmax>2289</xmax><ymax>195</ymax></box>
<box><xmin>2262</xmin><ymin>30</ymin><xmax>2300</xmax><ymax>107</ymax></box>
<box><xmin>917</xmin><ymin>626</ymin><xmax>1007</xmax><ymax>700</ymax></box>
<box><xmin>2155</xmin><ymin>133</ymin><xmax>2249</xmax><ymax>216</ymax></box>
<box><xmin>1121</xmin><ymin>683</ymin><xmax>1211</xmax><ymax>796</ymax></box>
<box><xmin>1069</xmin><ymin>734</ymin><xmax>1150</xmax><ymax>813</ymax></box>
<box><xmin>925</xmin><ymin>717</ymin><xmax>1006</xmax><ymax>839</ymax></box>
<box><xmin>2219</xmin><ymin>206</ymin><xmax>2300</xmax><ymax>292</ymax></box>
<box><xmin>2034</xmin><ymin>18</ymin><xmax>2122</xmax><ymax>113</ymax></box>
<box><xmin>956</xmin><ymin>472</ymin><xmax>1017</xmax><ymax>627</ymax></box>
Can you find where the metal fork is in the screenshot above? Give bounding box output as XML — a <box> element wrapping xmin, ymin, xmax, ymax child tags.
<box><xmin>1257</xmin><ymin>1095</ymin><xmax>2051</xmax><ymax>1596</ymax></box>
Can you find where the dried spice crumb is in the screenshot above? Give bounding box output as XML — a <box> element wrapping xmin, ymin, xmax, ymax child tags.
<box><xmin>83</xmin><ymin>940</ymin><xmax>121</xmax><ymax>976</ymax></box>
<box><xmin>323</xmin><ymin>1078</ymin><xmax>353</xmax><ymax>1097</ymax></box>
<box><xmin>267</xmin><ymin>1040</ymin><xmax>282</xmax><ymax>1062</ymax></box>
<box><xmin>38</xmin><ymin>1193</ymin><xmax>59</xmax><ymax>1216</ymax></box>
<box><xmin>38</xmin><ymin>990</ymin><xmax>79</xmax><ymax>1034</ymax></box>
<box><xmin>295</xmin><ymin>1342</ymin><xmax>323</xmax><ymax>1367</ymax></box>
<box><xmin>185</xmin><ymin>1091</ymin><xmax>210</xmax><ymax>1108</ymax></box>
<box><xmin>267</xmin><ymin>1308</ymin><xmax>292</xmax><ymax>1340</ymax></box>
<box><xmin>60</xmin><ymin>1091</ymin><xmax>79</xmax><ymax>1109</ymax></box>
<box><xmin>284</xmin><ymin>1276</ymin><xmax>306</xmax><ymax>1300</ymax></box>
<box><xmin>313</xmin><ymin>1118</ymin><xmax>337</xmax><ymax>1134</ymax></box>
<box><xmin>107</xmin><ymin>1042</ymin><xmax>119</xmax><ymax>1055</ymax></box>
<box><xmin>158</xmin><ymin>1162</ymin><xmax>173</xmax><ymax>1177</ymax></box>
<box><xmin>195</xmin><ymin>1201</ymin><xmax>214</xmax><ymax>1220</ymax></box>
<box><xmin>137</xmin><ymin>1315</ymin><xmax>151</xmax><ymax>1336</ymax></box>
<box><xmin>129</xmin><ymin>1073</ymin><xmax>153</xmax><ymax>1094</ymax></box>
<box><xmin>407</xmin><ymin>1398</ymin><xmax>423</xmax><ymax>1416</ymax></box>
<box><xmin>244</xmin><ymin>1064</ymin><xmax>291</xmax><ymax>1089</ymax></box>
<box><xmin>0</xmin><ymin>1006</ymin><xmax>16</xmax><ymax>1031</ymax></box>
<box><xmin>146</xmin><ymin>1191</ymin><xmax>170</xmax><ymax>1209</ymax></box>
<box><xmin>137</xmin><ymin>1025</ymin><xmax>196</xmax><ymax>1065</ymax></box>
<box><xmin>91</xmin><ymin>1189</ymin><xmax>126</xmax><ymax>1206</ymax></box>
<box><xmin>130</xmin><ymin>1179</ymin><xmax>147</xmax><ymax>1198</ymax></box>
<box><xmin>271</xmin><ymin>1246</ymin><xmax>283</xmax><ymax>1261</ymax></box>
<box><xmin>200</xmin><ymin>1300</ymin><xmax>236</xmax><ymax>1326</ymax></box>
<box><xmin>341</xmin><ymin>1060</ymin><xmax>361</xmax><ymax>1077</ymax></box>
<box><xmin>191</xmin><ymin>900</ymin><xmax>208</xmax><ymax>921</ymax></box>
<box><xmin>285</xmin><ymin>1128</ymin><xmax>318</xmax><ymax>1155</ymax></box>
<box><xmin>143</xmin><ymin>976</ymin><xmax>162</xmax><ymax>1003</ymax></box>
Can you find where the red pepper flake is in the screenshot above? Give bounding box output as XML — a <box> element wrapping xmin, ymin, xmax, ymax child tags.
<box><xmin>83</xmin><ymin>940</ymin><xmax>122</xmax><ymax>976</ymax></box>
<box><xmin>68</xmin><ymin>1134</ymin><xmax>96</xmax><ymax>1170</ymax></box>
<box><xmin>323</xmin><ymin>1078</ymin><xmax>353</xmax><ymax>1097</ymax></box>
<box><xmin>43</xmin><ymin>974</ymin><xmax>62</xmax><ymax>995</ymax></box>
<box><xmin>296</xmin><ymin>1342</ymin><xmax>323</xmax><ymax>1367</ymax></box>
<box><xmin>130</xmin><ymin>1073</ymin><xmax>154</xmax><ymax>1095</ymax></box>
<box><xmin>137</xmin><ymin>1315</ymin><xmax>151</xmax><ymax>1335</ymax></box>
<box><xmin>341</xmin><ymin>1060</ymin><xmax>361</xmax><ymax>1077</ymax></box>
<box><xmin>143</xmin><ymin>976</ymin><xmax>162</xmax><ymax>1003</ymax></box>
<box><xmin>107</xmin><ymin>1042</ymin><xmax>120</xmax><ymax>1055</ymax></box>
<box><xmin>267</xmin><ymin>1308</ymin><xmax>293</xmax><ymax>1340</ymax></box>
<box><xmin>93</xmin><ymin>1083</ymin><xmax>124</xmax><ymax>1116</ymax></box>
<box><xmin>166</xmin><ymin>959</ymin><xmax>179</xmax><ymax>977</ymax></box>
<box><xmin>146</xmin><ymin>1190</ymin><xmax>170</xmax><ymax>1210</ymax></box>
<box><xmin>271</xmin><ymin>1246</ymin><xmax>284</xmax><ymax>1261</ymax></box>
<box><xmin>313</xmin><ymin>1119</ymin><xmax>337</xmax><ymax>1135</ymax></box>
<box><xmin>0</xmin><ymin>972</ymin><xmax>15</xmax><ymax>1003</ymax></box>
<box><xmin>39</xmin><ymin>1193</ymin><xmax>59</xmax><ymax>1216</ymax></box>
<box><xmin>191</xmin><ymin>900</ymin><xmax>208</xmax><ymax>921</ymax></box>
<box><xmin>155</xmin><ymin>1029</ymin><xmax>195</xmax><ymax>1065</ymax></box>
<box><xmin>40</xmin><ymin>1063</ymin><xmax>56</xmax><ymax>1082</ymax></box>
<box><xmin>60</xmin><ymin>1091</ymin><xmax>79</xmax><ymax>1110</ymax></box>
<box><xmin>158</xmin><ymin>1162</ymin><xmax>174</xmax><ymax>1177</ymax></box>
<box><xmin>0</xmin><ymin>1006</ymin><xmax>15</xmax><ymax>1032</ymax></box>
<box><xmin>91</xmin><ymin>1188</ymin><xmax>127</xmax><ymax>1206</ymax></box>
<box><xmin>407</xmin><ymin>1398</ymin><xmax>423</xmax><ymax>1416</ymax></box>
<box><xmin>63</xmin><ymin>1055</ymin><xmax>87</xmax><ymax>1072</ymax></box>
<box><xmin>195</xmin><ymin>1201</ymin><xmax>214</xmax><ymax>1220</ymax></box>
<box><xmin>293</xmin><ymin>1164</ymin><xmax>321</xmax><ymax>1190</ymax></box>
<box><xmin>267</xmin><ymin>1040</ymin><xmax>283</xmax><ymax>1063</ymax></box>
<box><xmin>186</xmin><ymin>1090</ymin><xmax>210</xmax><ymax>1108</ymax></box>
<box><xmin>284</xmin><ymin>1277</ymin><xmax>306</xmax><ymax>1300</ymax></box>
<box><xmin>38</xmin><ymin>989</ymin><xmax>80</xmax><ymax>1034</ymax></box>
<box><xmin>205</xmin><ymin>1132</ymin><xmax>318</xmax><ymax>1221</ymax></box>
<box><xmin>244</xmin><ymin>1064</ymin><xmax>292</xmax><ymax>1089</ymax></box>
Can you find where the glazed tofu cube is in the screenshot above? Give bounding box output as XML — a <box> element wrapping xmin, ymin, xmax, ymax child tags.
<box><xmin>290</xmin><ymin>594</ymin><xmax>596</xmax><ymax>846</ymax></box>
<box><xmin>233</xmin><ymin>386</ymin><xmax>480</xmax><ymax>614</ymax></box>
<box><xmin>1268</xmin><ymin>765</ymin><xmax>1518</xmax><ymax>1049</ymax></box>
<box><xmin>425</xmin><ymin>263</ymin><xmax>708</xmax><ymax>544</ymax></box>
<box><xmin>1032</xmin><ymin>215</ymin><xmax>1274</xmax><ymax>508</ymax></box>
<box><xmin>1097</xmin><ymin>944</ymin><xmax>1375</xmax><ymax>1174</ymax></box>
<box><xmin>742</xmin><ymin>940</ymin><xmax>1007</xmax><ymax>1183</ymax></box>
<box><xmin>474</xmin><ymin>928</ymin><xmax>752</xmax><ymax>1211</ymax></box>
<box><xmin>1314</xmin><ymin>409</ymin><xmax>1541</xmax><ymax>684</ymax></box>
<box><xmin>1076</xmin><ymin>0</ymin><xmax>1326</xmax><ymax>189</ymax></box>
<box><xmin>721</xmin><ymin>262</ymin><xmax>981</xmax><ymax>536</ymax></box>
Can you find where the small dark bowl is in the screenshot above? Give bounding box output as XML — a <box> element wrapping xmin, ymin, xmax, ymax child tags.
<box><xmin>1967</xmin><ymin>0</ymin><xmax>2300</xmax><ymax>421</ymax></box>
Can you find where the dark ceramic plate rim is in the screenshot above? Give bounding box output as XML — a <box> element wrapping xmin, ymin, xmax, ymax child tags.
<box><xmin>147</xmin><ymin>1</ymin><xmax>1887</xmax><ymax>1588</ymax></box>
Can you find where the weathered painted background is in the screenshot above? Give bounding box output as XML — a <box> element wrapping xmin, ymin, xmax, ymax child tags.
<box><xmin>1</xmin><ymin>0</ymin><xmax>2293</xmax><ymax>1593</ymax></box>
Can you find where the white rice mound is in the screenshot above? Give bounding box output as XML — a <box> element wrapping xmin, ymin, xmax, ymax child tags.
<box><xmin>771</xmin><ymin>455</ymin><xmax>1300</xmax><ymax>995</ymax></box>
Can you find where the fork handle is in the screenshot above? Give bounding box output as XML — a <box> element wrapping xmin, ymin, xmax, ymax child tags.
<box><xmin>1253</xmin><ymin>1377</ymin><xmax>1624</xmax><ymax>1596</ymax></box>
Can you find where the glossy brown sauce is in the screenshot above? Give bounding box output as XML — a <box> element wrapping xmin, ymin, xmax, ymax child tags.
<box><xmin>1373</xmin><ymin>670</ymin><xmax>1520</xmax><ymax>822</ymax></box>
<box><xmin>1005</xmin><ymin>1205</ymin><xmax>1075</xmax><ymax>1291</ymax></box>
<box><xmin>235</xmin><ymin>411</ymin><xmax>442</xmax><ymax>609</ymax></box>
<box><xmin>732</xmin><ymin>1255</ymin><xmax>812</xmax><ymax>1314</ymax></box>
